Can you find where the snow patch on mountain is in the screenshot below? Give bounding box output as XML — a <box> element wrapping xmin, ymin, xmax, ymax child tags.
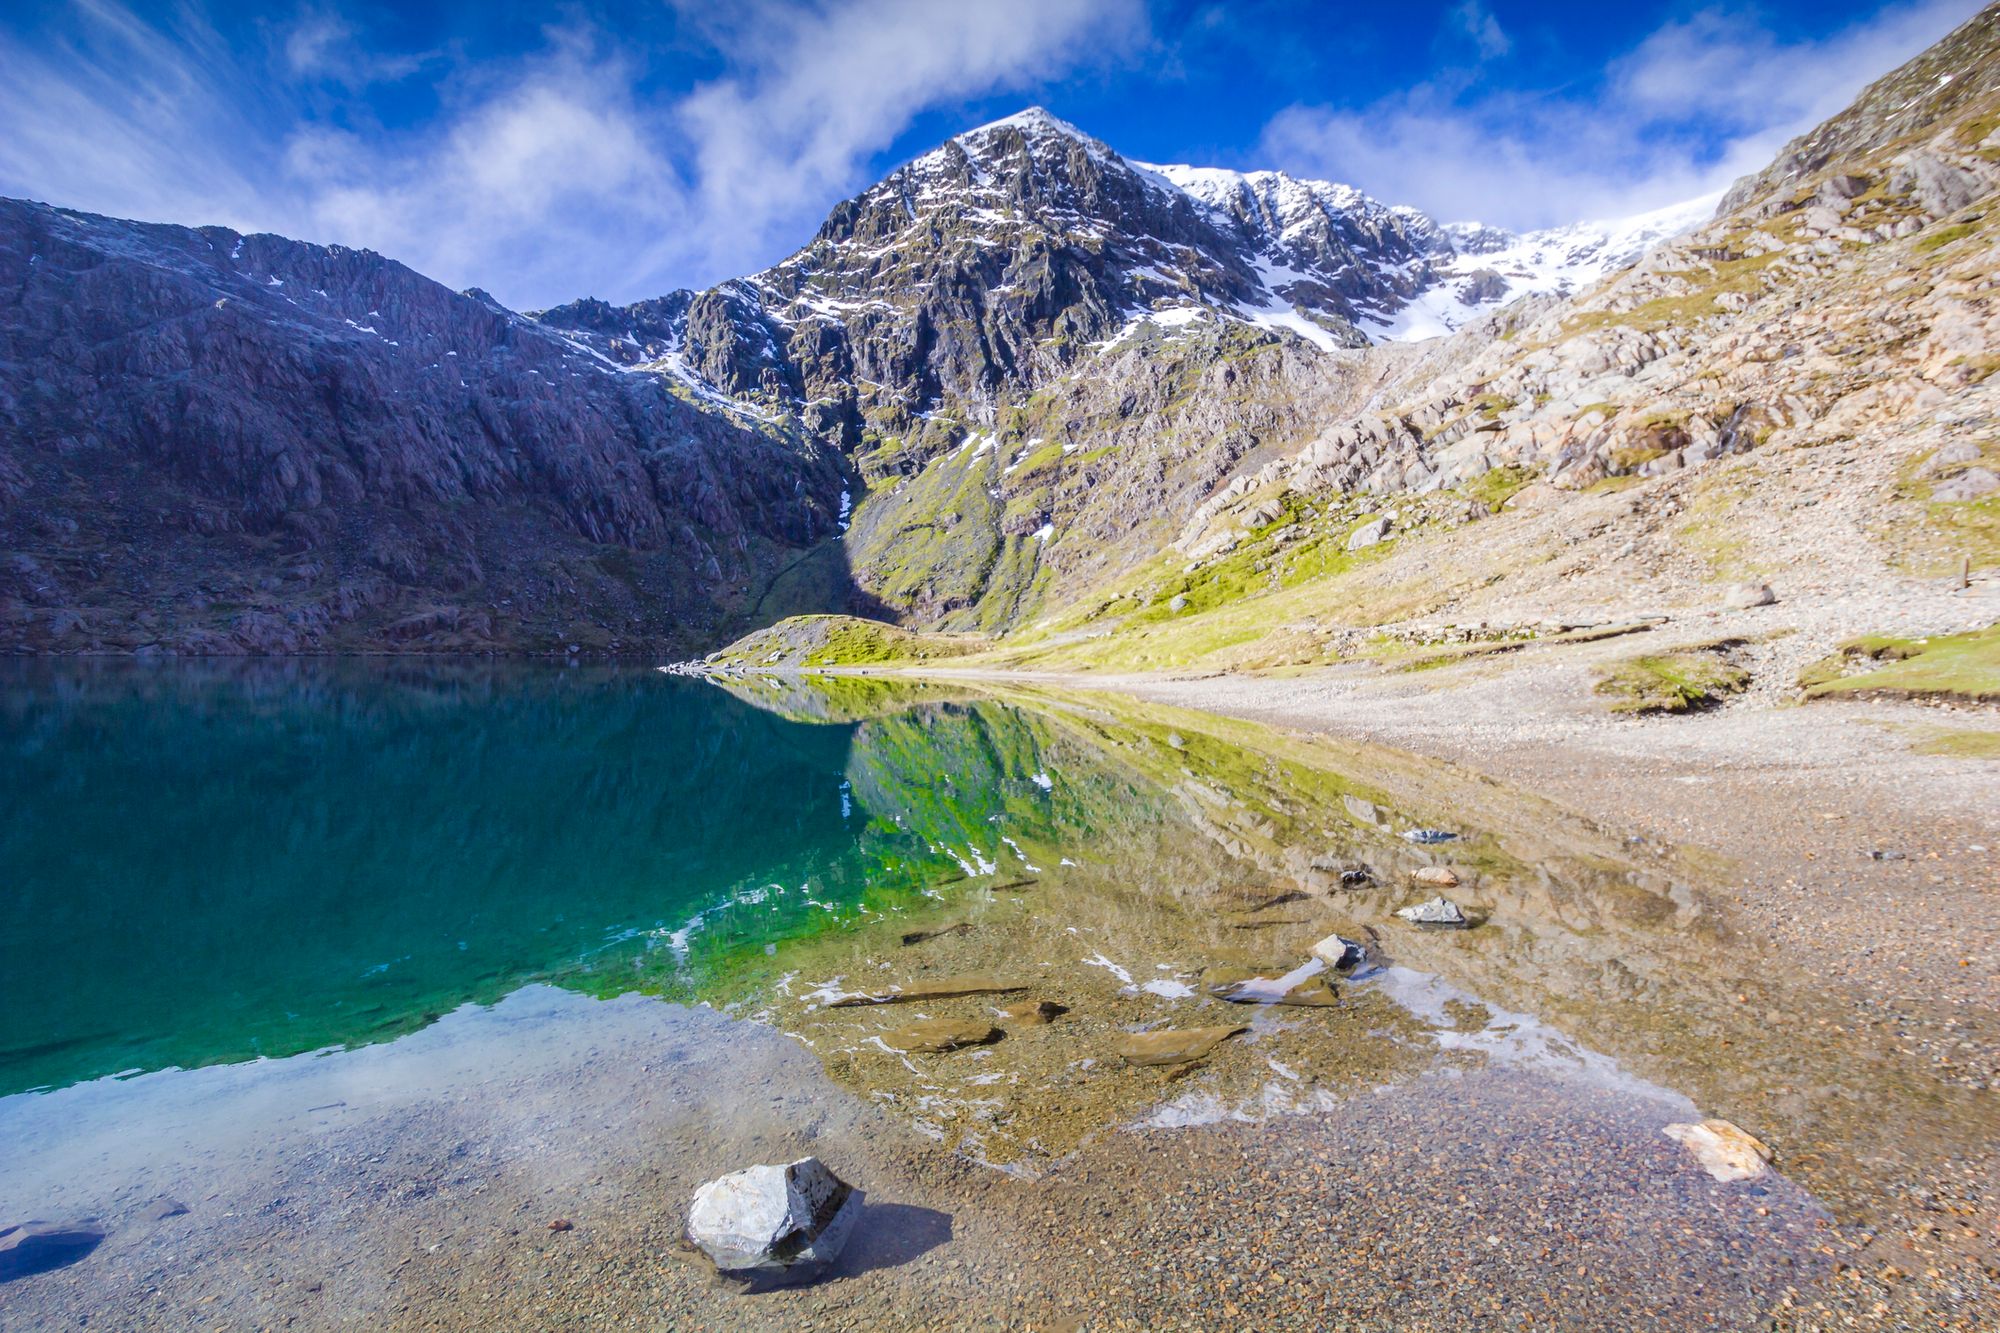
<box><xmin>1371</xmin><ymin>192</ymin><xmax>1724</xmax><ymax>340</ymax></box>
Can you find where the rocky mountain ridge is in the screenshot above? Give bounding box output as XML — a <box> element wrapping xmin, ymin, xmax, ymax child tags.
<box><xmin>7</xmin><ymin>6</ymin><xmax>1999</xmax><ymax>658</ymax></box>
<box><xmin>713</xmin><ymin>4</ymin><xmax>2000</xmax><ymax>662</ymax></box>
<box><xmin>0</xmin><ymin>200</ymin><xmax>845</xmax><ymax>655</ymax></box>
<box><xmin>535</xmin><ymin>107</ymin><xmax>1723</xmax><ymax>633</ymax></box>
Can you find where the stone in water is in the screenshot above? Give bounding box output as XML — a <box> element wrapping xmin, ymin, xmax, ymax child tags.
<box><xmin>879</xmin><ymin>1018</ymin><xmax>1001</xmax><ymax>1053</ymax></box>
<box><xmin>1202</xmin><ymin>962</ymin><xmax>1338</xmax><ymax>1006</ymax></box>
<box><xmin>1309</xmin><ymin>933</ymin><xmax>1368</xmax><ymax>972</ymax></box>
<box><xmin>687</xmin><ymin>1157</ymin><xmax>862</xmax><ymax>1278</ymax></box>
<box><xmin>1396</xmin><ymin>896</ymin><xmax>1469</xmax><ymax>927</ymax></box>
<box><xmin>1113</xmin><ymin>1025</ymin><xmax>1247</xmax><ymax>1067</ymax></box>
<box><xmin>1663</xmin><ymin>1119</ymin><xmax>1771</xmax><ymax>1183</ymax></box>
<box><xmin>0</xmin><ymin>1221</ymin><xmax>105</xmax><ymax>1282</ymax></box>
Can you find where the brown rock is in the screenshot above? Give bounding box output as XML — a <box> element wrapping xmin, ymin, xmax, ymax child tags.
<box><xmin>1413</xmin><ymin>866</ymin><xmax>1460</xmax><ymax>888</ymax></box>
<box><xmin>998</xmin><ymin>999</ymin><xmax>1068</xmax><ymax>1025</ymax></box>
<box><xmin>879</xmin><ymin>1019</ymin><xmax>1002</xmax><ymax>1053</ymax></box>
<box><xmin>1114</xmin><ymin>1025</ymin><xmax>1248</xmax><ymax>1067</ymax></box>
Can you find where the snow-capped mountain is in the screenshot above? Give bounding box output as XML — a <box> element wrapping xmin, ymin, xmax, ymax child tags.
<box><xmin>540</xmin><ymin>107</ymin><xmax>1710</xmax><ymax>423</ymax></box>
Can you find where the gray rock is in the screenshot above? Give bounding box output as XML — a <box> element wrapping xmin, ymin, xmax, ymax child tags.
<box><xmin>1400</xmin><ymin>828</ymin><xmax>1458</xmax><ymax>844</ymax></box>
<box><xmin>1168</xmin><ymin>594</ymin><xmax>1189</xmax><ymax>612</ymax></box>
<box><xmin>1933</xmin><ymin>467</ymin><xmax>1998</xmax><ymax>502</ymax></box>
<box><xmin>1346</xmin><ymin>515</ymin><xmax>1393</xmax><ymax>551</ymax></box>
<box><xmin>1920</xmin><ymin>440</ymin><xmax>1983</xmax><ymax>475</ymax></box>
<box><xmin>686</xmin><ymin>1157</ymin><xmax>862</xmax><ymax>1278</ymax></box>
<box><xmin>1395</xmin><ymin>896</ymin><xmax>1470</xmax><ymax>927</ymax></box>
<box><xmin>1723</xmin><ymin>582</ymin><xmax>1777</xmax><ymax>609</ymax></box>
<box><xmin>0</xmin><ymin>1220</ymin><xmax>105</xmax><ymax>1282</ymax></box>
<box><xmin>1309</xmin><ymin>933</ymin><xmax>1370</xmax><ymax>971</ymax></box>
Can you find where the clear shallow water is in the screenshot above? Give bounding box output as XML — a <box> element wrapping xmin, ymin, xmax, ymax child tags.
<box><xmin>0</xmin><ymin>661</ymin><xmax>1110</xmax><ymax>1094</ymax></box>
<box><xmin>10</xmin><ymin>658</ymin><xmax>1965</xmax><ymax>1327</ymax></box>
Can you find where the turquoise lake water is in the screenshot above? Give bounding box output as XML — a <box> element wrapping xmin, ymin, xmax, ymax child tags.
<box><xmin>0</xmin><ymin>662</ymin><xmax>1106</xmax><ymax>1095</ymax></box>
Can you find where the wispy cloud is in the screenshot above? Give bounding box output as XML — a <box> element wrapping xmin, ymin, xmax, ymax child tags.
<box><xmin>0</xmin><ymin>0</ymin><xmax>1145</xmax><ymax>307</ymax></box>
<box><xmin>1261</xmin><ymin>0</ymin><xmax>1981</xmax><ymax>228</ymax></box>
<box><xmin>1447</xmin><ymin>1</ymin><xmax>1510</xmax><ymax>62</ymax></box>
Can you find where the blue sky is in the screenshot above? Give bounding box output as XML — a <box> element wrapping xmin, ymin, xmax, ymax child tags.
<box><xmin>0</xmin><ymin>1</ymin><xmax>1981</xmax><ymax>308</ymax></box>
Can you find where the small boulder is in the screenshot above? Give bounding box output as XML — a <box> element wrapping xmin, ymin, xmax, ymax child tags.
<box><xmin>1412</xmin><ymin>866</ymin><xmax>1459</xmax><ymax>888</ymax></box>
<box><xmin>1113</xmin><ymin>1025</ymin><xmax>1247</xmax><ymax>1067</ymax></box>
<box><xmin>1933</xmin><ymin>467</ymin><xmax>1998</xmax><ymax>502</ymax></box>
<box><xmin>1722</xmin><ymin>582</ymin><xmax>1776</xmax><ymax>609</ymax></box>
<box><xmin>1168</xmin><ymin>594</ymin><xmax>1189</xmax><ymax>612</ymax></box>
<box><xmin>1396</xmin><ymin>896</ymin><xmax>1470</xmax><ymax>927</ymax></box>
<box><xmin>879</xmin><ymin>1019</ymin><xmax>1001</xmax><ymax>1053</ymax></box>
<box><xmin>1401</xmin><ymin>829</ymin><xmax>1457</xmax><ymax>845</ymax></box>
<box><xmin>1308</xmin><ymin>933</ymin><xmax>1369</xmax><ymax>972</ymax></box>
<box><xmin>0</xmin><ymin>1221</ymin><xmax>105</xmax><ymax>1282</ymax></box>
<box><xmin>686</xmin><ymin>1158</ymin><xmax>863</xmax><ymax>1279</ymax></box>
<box><xmin>1346</xmin><ymin>516</ymin><xmax>1393</xmax><ymax>551</ymax></box>
<box><xmin>1663</xmin><ymin>1119</ymin><xmax>1771</xmax><ymax>1183</ymax></box>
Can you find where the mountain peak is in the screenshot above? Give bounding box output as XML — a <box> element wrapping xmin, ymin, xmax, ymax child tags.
<box><xmin>957</xmin><ymin>106</ymin><xmax>1098</xmax><ymax>147</ymax></box>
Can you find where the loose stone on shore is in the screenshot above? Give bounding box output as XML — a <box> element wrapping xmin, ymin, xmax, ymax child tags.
<box><xmin>686</xmin><ymin>1157</ymin><xmax>863</xmax><ymax>1280</ymax></box>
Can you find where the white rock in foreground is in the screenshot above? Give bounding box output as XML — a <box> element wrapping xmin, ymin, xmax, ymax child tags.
<box><xmin>1663</xmin><ymin>1118</ymin><xmax>1771</xmax><ymax>1182</ymax></box>
<box><xmin>686</xmin><ymin>1157</ymin><xmax>863</xmax><ymax>1276</ymax></box>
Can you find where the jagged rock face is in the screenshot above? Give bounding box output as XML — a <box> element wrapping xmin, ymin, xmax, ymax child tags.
<box><xmin>1721</xmin><ymin>5</ymin><xmax>2000</xmax><ymax>213</ymax></box>
<box><xmin>0</xmin><ymin>200</ymin><xmax>844</xmax><ymax>655</ymax></box>
<box><xmin>1145</xmin><ymin>165</ymin><xmax>1450</xmax><ymax>328</ymax></box>
<box><xmin>530</xmin><ymin>109</ymin><xmax>1714</xmax><ymax>633</ymax></box>
<box><xmin>538</xmin><ymin>107</ymin><xmax>1697</xmax><ymax>441</ymax></box>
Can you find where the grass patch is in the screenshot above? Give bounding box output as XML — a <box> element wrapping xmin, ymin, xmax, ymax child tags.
<box><xmin>1799</xmin><ymin>623</ymin><xmax>2000</xmax><ymax>701</ymax></box>
<box><xmin>1913</xmin><ymin>729</ymin><xmax>2000</xmax><ymax>759</ymax></box>
<box><xmin>711</xmin><ymin>614</ymin><xmax>985</xmax><ymax>668</ymax></box>
<box><xmin>1465</xmin><ymin>465</ymin><xmax>1538</xmax><ymax>511</ymax></box>
<box><xmin>1595</xmin><ymin>649</ymin><xmax>1749</xmax><ymax>714</ymax></box>
<box><xmin>1916</xmin><ymin>221</ymin><xmax>1978</xmax><ymax>254</ymax></box>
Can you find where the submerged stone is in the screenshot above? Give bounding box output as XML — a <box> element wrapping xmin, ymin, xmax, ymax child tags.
<box><xmin>825</xmin><ymin>975</ymin><xmax>1028</xmax><ymax>1007</ymax></box>
<box><xmin>879</xmin><ymin>1019</ymin><xmax>1001</xmax><ymax>1053</ymax></box>
<box><xmin>1202</xmin><ymin>963</ymin><xmax>1339</xmax><ymax>1006</ymax></box>
<box><xmin>1663</xmin><ymin>1119</ymin><xmax>1772</xmax><ymax>1183</ymax></box>
<box><xmin>686</xmin><ymin>1157</ymin><xmax>863</xmax><ymax>1278</ymax></box>
<box><xmin>1113</xmin><ymin>1025</ymin><xmax>1247</xmax><ymax>1067</ymax></box>
<box><xmin>0</xmin><ymin>1221</ymin><xmax>104</xmax><ymax>1282</ymax></box>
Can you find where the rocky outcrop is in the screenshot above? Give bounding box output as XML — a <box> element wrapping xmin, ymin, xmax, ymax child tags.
<box><xmin>0</xmin><ymin>200</ymin><xmax>844</xmax><ymax>655</ymax></box>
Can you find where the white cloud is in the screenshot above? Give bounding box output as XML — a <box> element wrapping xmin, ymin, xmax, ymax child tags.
<box><xmin>1260</xmin><ymin>0</ymin><xmax>1982</xmax><ymax>229</ymax></box>
<box><xmin>0</xmin><ymin>0</ymin><xmax>1146</xmax><ymax>307</ymax></box>
<box><xmin>670</xmin><ymin>0</ymin><xmax>1146</xmax><ymax>280</ymax></box>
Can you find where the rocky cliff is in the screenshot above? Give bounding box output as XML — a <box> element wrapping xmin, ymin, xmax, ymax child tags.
<box><xmin>0</xmin><ymin>201</ymin><xmax>845</xmax><ymax>654</ymax></box>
